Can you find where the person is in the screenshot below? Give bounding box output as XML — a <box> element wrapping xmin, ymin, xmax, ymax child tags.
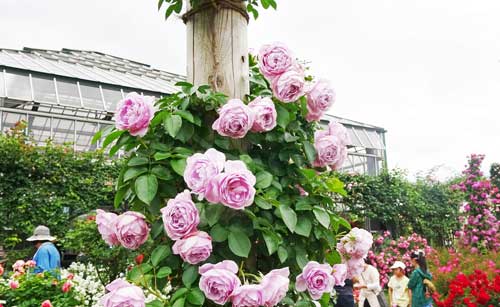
<box><xmin>26</xmin><ymin>225</ymin><xmax>61</xmax><ymax>274</ymax></box>
<box><xmin>408</xmin><ymin>251</ymin><xmax>433</xmax><ymax>307</ymax></box>
<box><xmin>335</xmin><ymin>279</ymin><xmax>355</xmax><ymax>307</ymax></box>
<box><xmin>388</xmin><ymin>261</ymin><xmax>411</xmax><ymax>307</ymax></box>
<box><xmin>355</xmin><ymin>259</ymin><xmax>382</xmax><ymax>307</ymax></box>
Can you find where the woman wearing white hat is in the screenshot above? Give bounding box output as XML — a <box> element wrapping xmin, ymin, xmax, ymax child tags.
<box><xmin>388</xmin><ymin>261</ymin><xmax>411</xmax><ymax>307</ymax></box>
<box><xmin>27</xmin><ymin>225</ymin><xmax>61</xmax><ymax>273</ymax></box>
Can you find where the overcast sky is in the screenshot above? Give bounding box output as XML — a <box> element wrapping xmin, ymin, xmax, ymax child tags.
<box><xmin>1</xmin><ymin>0</ymin><xmax>499</xmax><ymax>179</ymax></box>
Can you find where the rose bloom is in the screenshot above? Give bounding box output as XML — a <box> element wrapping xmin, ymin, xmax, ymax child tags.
<box><xmin>100</xmin><ymin>279</ymin><xmax>145</xmax><ymax>307</ymax></box>
<box><xmin>248</xmin><ymin>97</ymin><xmax>277</xmax><ymax>132</ymax></box>
<box><xmin>305</xmin><ymin>79</ymin><xmax>336</xmax><ymax>122</ymax></box>
<box><xmin>295</xmin><ymin>261</ymin><xmax>334</xmax><ymax>300</ymax></box>
<box><xmin>205</xmin><ymin>161</ymin><xmax>256</xmax><ymax>210</ymax></box>
<box><xmin>61</xmin><ymin>281</ymin><xmax>72</xmax><ymax>293</ymax></box>
<box><xmin>172</xmin><ymin>231</ymin><xmax>212</xmax><ymax>265</ymax></box>
<box><xmin>258</xmin><ymin>42</ymin><xmax>294</xmax><ymax>79</ymax></box>
<box><xmin>115</xmin><ymin>92</ymin><xmax>156</xmax><ymax>137</ymax></box>
<box><xmin>271</xmin><ymin>67</ymin><xmax>305</xmax><ymax>103</ymax></box>
<box><xmin>260</xmin><ymin>267</ymin><xmax>290</xmax><ymax>307</ymax></box>
<box><xmin>332</xmin><ymin>264</ymin><xmax>348</xmax><ymax>287</ymax></box>
<box><xmin>115</xmin><ymin>211</ymin><xmax>150</xmax><ymax>250</ymax></box>
<box><xmin>337</xmin><ymin>227</ymin><xmax>373</xmax><ymax>259</ymax></box>
<box><xmin>9</xmin><ymin>280</ymin><xmax>19</xmax><ymax>289</ymax></box>
<box><xmin>41</xmin><ymin>300</ymin><xmax>53</xmax><ymax>307</ymax></box>
<box><xmin>184</xmin><ymin>148</ymin><xmax>226</xmax><ymax>200</ymax></box>
<box><xmin>0</xmin><ymin>264</ymin><xmax>4</xmax><ymax>276</ymax></box>
<box><xmin>199</xmin><ymin>260</ymin><xmax>241</xmax><ymax>305</ymax></box>
<box><xmin>96</xmin><ymin>209</ymin><xmax>119</xmax><ymax>246</ymax></box>
<box><xmin>313</xmin><ymin>121</ymin><xmax>350</xmax><ymax>170</ymax></box>
<box><xmin>161</xmin><ymin>190</ymin><xmax>200</xmax><ymax>240</ymax></box>
<box><xmin>230</xmin><ymin>284</ymin><xmax>264</xmax><ymax>307</ymax></box>
<box><xmin>212</xmin><ymin>99</ymin><xmax>255</xmax><ymax>139</ymax></box>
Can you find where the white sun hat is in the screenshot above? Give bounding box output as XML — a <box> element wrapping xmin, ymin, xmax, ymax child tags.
<box><xmin>26</xmin><ymin>225</ymin><xmax>56</xmax><ymax>242</ymax></box>
<box><xmin>390</xmin><ymin>261</ymin><xmax>406</xmax><ymax>270</ymax></box>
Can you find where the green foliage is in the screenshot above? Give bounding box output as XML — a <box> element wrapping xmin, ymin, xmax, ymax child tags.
<box><xmin>158</xmin><ymin>0</ymin><xmax>277</xmax><ymax>21</ymax></box>
<box><xmin>0</xmin><ymin>124</ymin><xmax>119</xmax><ymax>264</ymax></box>
<box><xmin>491</xmin><ymin>163</ymin><xmax>500</xmax><ymax>190</ymax></box>
<box><xmin>0</xmin><ymin>271</ymin><xmax>81</xmax><ymax>306</ymax></box>
<box><xmin>337</xmin><ymin>170</ymin><xmax>461</xmax><ymax>246</ymax></box>
<box><xmin>94</xmin><ymin>64</ymin><xmax>349</xmax><ymax>304</ymax></box>
<box><xmin>61</xmin><ymin>216</ymin><xmax>136</xmax><ymax>284</ymax></box>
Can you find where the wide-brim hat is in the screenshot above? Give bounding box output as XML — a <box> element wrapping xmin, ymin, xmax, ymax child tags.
<box><xmin>26</xmin><ymin>225</ymin><xmax>56</xmax><ymax>242</ymax></box>
<box><xmin>390</xmin><ymin>261</ymin><xmax>406</xmax><ymax>270</ymax></box>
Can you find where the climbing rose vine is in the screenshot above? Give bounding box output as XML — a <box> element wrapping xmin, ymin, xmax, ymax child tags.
<box><xmin>93</xmin><ymin>42</ymin><xmax>365</xmax><ymax>307</ymax></box>
<box><xmin>451</xmin><ymin>154</ymin><xmax>500</xmax><ymax>252</ymax></box>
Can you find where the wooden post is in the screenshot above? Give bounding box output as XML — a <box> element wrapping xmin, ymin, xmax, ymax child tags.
<box><xmin>186</xmin><ymin>0</ymin><xmax>249</xmax><ymax>99</ymax></box>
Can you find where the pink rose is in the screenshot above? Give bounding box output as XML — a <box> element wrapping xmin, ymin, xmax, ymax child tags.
<box><xmin>212</xmin><ymin>99</ymin><xmax>255</xmax><ymax>139</ymax></box>
<box><xmin>25</xmin><ymin>260</ymin><xmax>36</xmax><ymax>268</ymax></box>
<box><xmin>230</xmin><ymin>285</ymin><xmax>264</xmax><ymax>307</ymax></box>
<box><xmin>346</xmin><ymin>257</ymin><xmax>365</xmax><ymax>279</ymax></box>
<box><xmin>260</xmin><ymin>268</ymin><xmax>290</xmax><ymax>307</ymax></box>
<box><xmin>101</xmin><ymin>279</ymin><xmax>145</xmax><ymax>307</ymax></box>
<box><xmin>161</xmin><ymin>190</ymin><xmax>200</xmax><ymax>240</ymax></box>
<box><xmin>332</xmin><ymin>264</ymin><xmax>348</xmax><ymax>287</ymax></box>
<box><xmin>9</xmin><ymin>280</ymin><xmax>19</xmax><ymax>289</ymax></box>
<box><xmin>337</xmin><ymin>227</ymin><xmax>373</xmax><ymax>259</ymax></box>
<box><xmin>172</xmin><ymin>231</ymin><xmax>212</xmax><ymax>265</ymax></box>
<box><xmin>115</xmin><ymin>211</ymin><xmax>150</xmax><ymax>250</ymax></box>
<box><xmin>0</xmin><ymin>264</ymin><xmax>4</xmax><ymax>276</ymax></box>
<box><xmin>248</xmin><ymin>97</ymin><xmax>277</xmax><ymax>132</ymax></box>
<box><xmin>115</xmin><ymin>92</ymin><xmax>156</xmax><ymax>137</ymax></box>
<box><xmin>271</xmin><ymin>68</ymin><xmax>305</xmax><ymax>103</ymax></box>
<box><xmin>313</xmin><ymin>122</ymin><xmax>349</xmax><ymax>170</ymax></box>
<box><xmin>295</xmin><ymin>261</ymin><xmax>334</xmax><ymax>300</ymax></box>
<box><xmin>306</xmin><ymin>79</ymin><xmax>336</xmax><ymax>122</ymax></box>
<box><xmin>62</xmin><ymin>281</ymin><xmax>72</xmax><ymax>293</ymax></box>
<box><xmin>199</xmin><ymin>260</ymin><xmax>241</xmax><ymax>305</ymax></box>
<box><xmin>41</xmin><ymin>300</ymin><xmax>53</xmax><ymax>307</ymax></box>
<box><xmin>258</xmin><ymin>42</ymin><xmax>294</xmax><ymax>79</ymax></box>
<box><xmin>96</xmin><ymin>209</ymin><xmax>119</xmax><ymax>246</ymax></box>
<box><xmin>184</xmin><ymin>148</ymin><xmax>226</xmax><ymax>200</ymax></box>
<box><xmin>205</xmin><ymin>161</ymin><xmax>256</xmax><ymax>210</ymax></box>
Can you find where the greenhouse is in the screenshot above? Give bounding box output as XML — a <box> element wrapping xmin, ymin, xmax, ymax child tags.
<box><xmin>0</xmin><ymin>47</ymin><xmax>386</xmax><ymax>175</ymax></box>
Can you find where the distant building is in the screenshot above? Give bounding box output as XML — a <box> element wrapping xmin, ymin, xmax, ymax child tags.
<box><xmin>0</xmin><ymin>47</ymin><xmax>386</xmax><ymax>175</ymax></box>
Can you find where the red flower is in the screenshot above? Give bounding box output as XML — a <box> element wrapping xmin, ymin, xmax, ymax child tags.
<box><xmin>135</xmin><ymin>253</ymin><xmax>144</xmax><ymax>265</ymax></box>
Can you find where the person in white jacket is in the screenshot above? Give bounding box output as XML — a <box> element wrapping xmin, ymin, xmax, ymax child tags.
<box><xmin>354</xmin><ymin>260</ymin><xmax>382</xmax><ymax>307</ymax></box>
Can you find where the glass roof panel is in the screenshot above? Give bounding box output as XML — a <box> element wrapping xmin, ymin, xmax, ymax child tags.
<box><xmin>52</xmin><ymin>118</ymin><xmax>75</xmax><ymax>144</ymax></box>
<box><xmin>347</xmin><ymin>126</ymin><xmax>363</xmax><ymax>147</ymax></box>
<box><xmin>79</xmin><ymin>81</ymin><xmax>104</xmax><ymax>110</ymax></box>
<box><xmin>32</xmin><ymin>75</ymin><xmax>57</xmax><ymax>104</ymax></box>
<box><xmin>56</xmin><ymin>78</ymin><xmax>81</xmax><ymax>108</ymax></box>
<box><xmin>28</xmin><ymin>115</ymin><xmax>52</xmax><ymax>143</ymax></box>
<box><xmin>0</xmin><ymin>71</ymin><xmax>4</xmax><ymax>97</ymax></box>
<box><xmin>366</xmin><ymin>130</ymin><xmax>385</xmax><ymax>149</ymax></box>
<box><xmin>4</xmin><ymin>70</ymin><xmax>31</xmax><ymax>101</ymax></box>
<box><xmin>2</xmin><ymin>112</ymin><xmax>27</xmax><ymax>131</ymax></box>
<box><xmin>101</xmin><ymin>85</ymin><xmax>123</xmax><ymax>112</ymax></box>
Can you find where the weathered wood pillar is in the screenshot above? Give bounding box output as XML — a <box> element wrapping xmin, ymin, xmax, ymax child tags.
<box><xmin>185</xmin><ymin>0</ymin><xmax>249</xmax><ymax>99</ymax></box>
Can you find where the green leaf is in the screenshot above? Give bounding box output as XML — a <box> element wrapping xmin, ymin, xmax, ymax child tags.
<box><xmin>128</xmin><ymin>156</ymin><xmax>149</xmax><ymax>167</ymax></box>
<box><xmin>303</xmin><ymin>141</ymin><xmax>317</xmax><ymax>164</ymax></box>
<box><xmin>151</xmin><ymin>245</ymin><xmax>171</xmax><ymax>267</ymax></box>
<box><xmin>124</xmin><ymin>167</ymin><xmax>148</xmax><ymax>182</ymax></box>
<box><xmin>205</xmin><ymin>204</ymin><xmax>225</xmax><ymax>227</ymax></box>
<box><xmin>255</xmin><ymin>196</ymin><xmax>272</xmax><ymax>210</ymax></box>
<box><xmin>278</xmin><ymin>246</ymin><xmax>288</xmax><ymax>263</ymax></box>
<box><xmin>114</xmin><ymin>186</ymin><xmax>128</xmax><ymax>208</ymax></box>
<box><xmin>319</xmin><ymin>292</ymin><xmax>331</xmax><ymax>307</ymax></box>
<box><xmin>182</xmin><ymin>265</ymin><xmax>198</xmax><ymax>288</ymax></box>
<box><xmin>146</xmin><ymin>300</ymin><xmax>164</xmax><ymax>307</ymax></box>
<box><xmin>187</xmin><ymin>288</ymin><xmax>205</xmax><ymax>306</ymax></box>
<box><xmin>135</xmin><ymin>174</ymin><xmax>158</xmax><ymax>204</ymax></box>
<box><xmin>151</xmin><ymin>165</ymin><xmax>173</xmax><ymax>181</ymax></box>
<box><xmin>174</xmin><ymin>110</ymin><xmax>195</xmax><ymax>124</ymax></box>
<box><xmin>170</xmin><ymin>288</ymin><xmax>189</xmax><ymax>304</ymax></box>
<box><xmin>164</xmin><ymin>114</ymin><xmax>183</xmax><ymax>138</ymax></box>
<box><xmin>313</xmin><ymin>206</ymin><xmax>331</xmax><ymax>229</ymax></box>
<box><xmin>157</xmin><ymin>266</ymin><xmax>173</xmax><ymax>278</ymax></box>
<box><xmin>170</xmin><ymin>158</ymin><xmax>187</xmax><ymax>176</ymax></box>
<box><xmin>172</xmin><ymin>298</ymin><xmax>185</xmax><ymax>307</ymax></box>
<box><xmin>275</xmin><ymin>104</ymin><xmax>290</xmax><ymax>128</ymax></box>
<box><xmin>295</xmin><ymin>246</ymin><xmax>308</xmax><ymax>268</ymax></box>
<box><xmin>262</xmin><ymin>231</ymin><xmax>279</xmax><ymax>255</ymax></box>
<box><xmin>228</xmin><ymin>229</ymin><xmax>251</xmax><ymax>258</ymax></box>
<box><xmin>326</xmin><ymin>250</ymin><xmax>342</xmax><ymax>265</ymax></box>
<box><xmin>296</xmin><ymin>301</ymin><xmax>313</xmax><ymax>307</ymax></box>
<box><xmin>279</xmin><ymin>204</ymin><xmax>297</xmax><ymax>233</ymax></box>
<box><xmin>295</xmin><ymin>215</ymin><xmax>312</xmax><ymax>237</ymax></box>
<box><xmin>109</xmin><ymin>133</ymin><xmax>132</xmax><ymax>156</ymax></box>
<box><xmin>102</xmin><ymin>129</ymin><xmax>125</xmax><ymax>148</ymax></box>
<box><xmin>158</xmin><ymin>0</ymin><xmax>164</xmax><ymax>10</ymax></box>
<box><xmin>175</xmin><ymin>122</ymin><xmax>195</xmax><ymax>143</ymax></box>
<box><xmin>210</xmin><ymin>224</ymin><xmax>229</xmax><ymax>242</ymax></box>
<box><xmin>154</xmin><ymin>152</ymin><xmax>171</xmax><ymax>161</ymax></box>
<box><xmin>91</xmin><ymin>129</ymin><xmax>102</xmax><ymax>145</ymax></box>
<box><xmin>255</xmin><ymin>171</ymin><xmax>273</xmax><ymax>189</ymax></box>
<box><xmin>326</xmin><ymin>177</ymin><xmax>347</xmax><ymax>196</ymax></box>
